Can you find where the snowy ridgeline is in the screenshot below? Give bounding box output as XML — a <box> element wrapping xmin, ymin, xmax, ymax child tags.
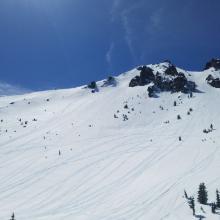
<box><xmin>0</xmin><ymin>60</ymin><xmax>220</xmax><ymax>220</ymax></box>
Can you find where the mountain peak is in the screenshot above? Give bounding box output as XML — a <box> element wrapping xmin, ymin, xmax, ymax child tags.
<box><xmin>1</xmin><ymin>59</ymin><xmax>220</xmax><ymax>220</ymax></box>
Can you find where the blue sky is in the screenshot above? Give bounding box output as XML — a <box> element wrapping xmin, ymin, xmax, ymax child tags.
<box><xmin>0</xmin><ymin>0</ymin><xmax>220</xmax><ymax>93</ymax></box>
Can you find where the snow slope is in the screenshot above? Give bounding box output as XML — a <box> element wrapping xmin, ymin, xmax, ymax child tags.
<box><xmin>0</xmin><ymin>62</ymin><xmax>220</xmax><ymax>220</ymax></box>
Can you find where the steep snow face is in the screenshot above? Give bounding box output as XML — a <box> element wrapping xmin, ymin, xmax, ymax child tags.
<box><xmin>0</xmin><ymin>63</ymin><xmax>220</xmax><ymax>220</ymax></box>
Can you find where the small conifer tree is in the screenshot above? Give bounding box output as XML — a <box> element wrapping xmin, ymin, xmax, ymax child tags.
<box><xmin>10</xmin><ymin>213</ymin><xmax>15</xmax><ymax>220</ymax></box>
<box><xmin>211</xmin><ymin>203</ymin><xmax>217</xmax><ymax>213</ymax></box>
<box><xmin>216</xmin><ymin>189</ymin><xmax>220</xmax><ymax>208</ymax></box>
<box><xmin>184</xmin><ymin>190</ymin><xmax>188</xmax><ymax>199</ymax></box>
<box><xmin>197</xmin><ymin>183</ymin><xmax>208</xmax><ymax>205</ymax></box>
<box><xmin>188</xmin><ymin>196</ymin><xmax>195</xmax><ymax>216</ymax></box>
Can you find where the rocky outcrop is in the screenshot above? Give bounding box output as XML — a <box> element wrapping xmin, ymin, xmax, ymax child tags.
<box><xmin>131</xmin><ymin>63</ymin><xmax>197</xmax><ymax>97</ymax></box>
<box><xmin>164</xmin><ymin>65</ymin><xmax>179</xmax><ymax>76</ymax></box>
<box><xmin>204</xmin><ymin>59</ymin><xmax>220</xmax><ymax>88</ymax></box>
<box><xmin>154</xmin><ymin>72</ymin><xmax>196</xmax><ymax>94</ymax></box>
<box><xmin>88</xmin><ymin>81</ymin><xmax>97</xmax><ymax>89</ymax></box>
<box><xmin>87</xmin><ymin>81</ymin><xmax>99</xmax><ymax>93</ymax></box>
<box><xmin>147</xmin><ymin>85</ymin><xmax>157</xmax><ymax>97</ymax></box>
<box><xmin>171</xmin><ymin>73</ymin><xmax>187</xmax><ymax>92</ymax></box>
<box><xmin>129</xmin><ymin>76</ymin><xmax>142</xmax><ymax>87</ymax></box>
<box><xmin>102</xmin><ymin>76</ymin><xmax>117</xmax><ymax>87</ymax></box>
<box><xmin>204</xmin><ymin>58</ymin><xmax>220</xmax><ymax>70</ymax></box>
<box><xmin>129</xmin><ymin>66</ymin><xmax>155</xmax><ymax>87</ymax></box>
<box><xmin>206</xmin><ymin>74</ymin><xmax>220</xmax><ymax>88</ymax></box>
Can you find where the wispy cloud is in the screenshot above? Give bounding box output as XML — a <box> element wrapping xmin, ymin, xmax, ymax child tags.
<box><xmin>0</xmin><ymin>81</ymin><xmax>30</xmax><ymax>96</ymax></box>
<box><xmin>121</xmin><ymin>10</ymin><xmax>136</xmax><ymax>61</ymax></box>
<box><xmin>110</xmin><ymin>1</ymin><xmax>166</xmax><ymax>64</ymax></box>
<box><xmin>111</xmin><ymin>0</ymin><xmax>133</xmax><ymax>55</ymax></box>
<box><xmin>110</xmin><ymin>1</ymin><xmax>139</xmax><ymax>62</ymax></box>
<box><xmin>110</xmin><ymin>0</ymin><xmax>123</xmax><ymax>22</ymax></box>
<box><xmin>147</xmin><ymin>8</ymin><xmax>164</xmax><ymax>34</ymax></box>
<box><xmin>106</xmin><ymin>42</ymin><xmax>115</xmax><ymax>66</ymax></box>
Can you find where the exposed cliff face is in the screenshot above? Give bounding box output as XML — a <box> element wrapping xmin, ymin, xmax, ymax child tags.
<box><xmin>206</xmin><ymin>74</ymin><xmax>220</xmax><ymax>88</ymax></box>
<box><xmin>204</xmin><ymin>58</ymin><xmax>220</xmax><ymax>70</ymax></box>
<box><xmin>129</xmin><ymin>66</ymin><xmax>155</xmax><ymax>87</ymax></box>
<box><xmin>129</xmin><ymin>63</ymin><xmax>196</xmax><ymax>97</ymax></box>
<box><xmin>204</xmin><ymin>59</ymin><xmax>220</xmax><ymax>88</ymax></box>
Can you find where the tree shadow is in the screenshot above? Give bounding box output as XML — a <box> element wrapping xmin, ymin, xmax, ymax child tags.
<box><xmin>194</xmin><ymin>88</ymin><xmax>205</xmax><ymax>93</ymax></box>
<box><xmin>195</xmin><ymin>214</ymin><xmax>206</xmax><ymax>219</ymax></box>
<box><xmin>214</xmin><ymin>210</ymin><xmax>220</xmax><ymax>215</ymax></box>
<box><xmin>151</xmin><ymin>93</ymin><xmax>159</xmax><ymax>98</ymax></box>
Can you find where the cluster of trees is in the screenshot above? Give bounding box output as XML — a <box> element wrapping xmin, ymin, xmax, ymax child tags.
<box><xmin>203</xmin><ymin>124</ymin><xmax>214</xmax><ymax>134</ymax></box>
<box><xmin>185</xmin><ymin>183</ymin><xmax>220</xmax><ymax>216</ymax></box>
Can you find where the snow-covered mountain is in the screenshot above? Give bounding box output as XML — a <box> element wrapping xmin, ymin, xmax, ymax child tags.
<box><xmin>0</xmin><ymin>59</ymin><xmax>220</xmax><ymax>220</ymax></box>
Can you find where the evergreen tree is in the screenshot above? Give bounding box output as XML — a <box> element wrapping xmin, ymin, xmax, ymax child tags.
<box><xmin>216</xmin><ymin>189</ymin><xmax>220</xmax><ymax>208</ymax></box>
<box><xmin>177</xmin><ymin>115</ymin><xmax>181</xmax><ymax>120</ymax></box>
<box><xmin>10</xmin><ymin>213</ymin><xmax>15</xmax><ymax>220</ymax></box>
<box><xmin>211</xmin><ymin>203</ymin><xmax>217</xmax><ymax>214</ymax></box>
<box><xmin>197</xmin><ymin>183</ymin><xmax>208</xmax><ymax>205</ymax></box>
<box><xmin>184</xmin><ymin>190</ymin><xmax>188</xmax><ymax>199</ymax></box>
<box><xmin>188</xmin><ymin>196</ymin><xmax>195</xmax><ymax>216</ymax></box>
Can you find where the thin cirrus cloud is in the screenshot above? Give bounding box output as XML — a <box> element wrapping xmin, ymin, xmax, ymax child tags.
<box><xmin>121</xmin><ymin>10</ymin><xmax>136</xmax><ymax>62</ymax></box>
<box><xmin>109</xmin><ymin>0</ymin><xmax>220</xmax><ymax>61</ymax></box>
<box><xmin>110</xmin><ymin>0</ymin><xmax>140</xmax><ymax>64</ymax></box>
<box><xmin>106</xmin><ymin>42</ymin><xmax>115</xmax><ymax>66</ymax></box>
<box><xmin>148</xmin><ymin>8</ymin><xmax>163</xmax><ymax>33</ymax></box>
<box><xmin>109</xmin><ymin>0</ymin><xmax>165</xmax><ymax>65</ymax></box>
<box><xmin>110</xmin><ymin>0</ymin><xmax>123</xmax><ymax>21</ymax></box>
<box><xmin>0</xmin><ymin>81</ymin><xmax>30</xmax><ymax>96</ymax></box>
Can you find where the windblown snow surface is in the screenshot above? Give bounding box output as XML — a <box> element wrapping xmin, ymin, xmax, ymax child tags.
<box><xmin>0</xmin><ymin>63</ymin><xmax>220</xmax><ymax>220</ymax></box>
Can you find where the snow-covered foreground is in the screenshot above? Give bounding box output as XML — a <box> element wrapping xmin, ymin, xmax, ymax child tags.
<box><xmin>0</xmin><ymin>63</ymin><xmax>220</xmax><ymax>220</ymax></box>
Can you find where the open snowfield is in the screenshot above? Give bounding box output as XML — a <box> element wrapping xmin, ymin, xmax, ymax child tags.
<box><xmin>0</xmin><ymin>63</ymin><xmax>220</xmax><ymax>219</ymax></box>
